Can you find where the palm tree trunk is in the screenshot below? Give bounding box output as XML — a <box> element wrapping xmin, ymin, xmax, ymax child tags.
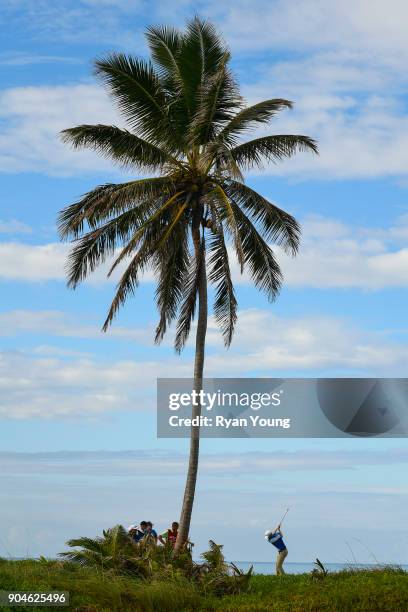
<box><xmin>174</xmin><ymin>224</ymin><xmax>207</xmax><ymax>554</ymax></box>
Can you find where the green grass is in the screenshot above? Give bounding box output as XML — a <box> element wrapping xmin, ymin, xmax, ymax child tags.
<box><xmin>214</xmin><ymin>568</ymin><xmax>408</xmax><ymax>612</ymax></box>
<box><xmin>0</xmin><ymin>559</ymin><xmax>407</xmax><ymax>611</ymax></box>
<box><xmin>0</xmin><ymin>559</ymin><xmax>201</xmax><ymax>611</ymax></box>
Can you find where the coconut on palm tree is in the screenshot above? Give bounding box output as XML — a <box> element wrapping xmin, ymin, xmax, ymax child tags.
<box><xmin>58</xmin><ymin>17</ymin><xmax>317</xmax><ymax>553</ymax></box>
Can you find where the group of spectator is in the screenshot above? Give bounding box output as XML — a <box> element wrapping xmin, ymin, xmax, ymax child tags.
<box><xmin>127</xmin><ymin>520</ymin><xmax>179</xmax><ymax>547</ymax></box>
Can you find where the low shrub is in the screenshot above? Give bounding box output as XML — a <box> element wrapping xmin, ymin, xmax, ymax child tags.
<box><xmin>59</xmin><ymin>527</ymin><xmax>253</xmax><ymax>598</ymax></box>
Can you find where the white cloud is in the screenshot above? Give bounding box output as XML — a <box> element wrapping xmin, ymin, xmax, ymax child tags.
<box><xmin>234</xmin><ymin>213</ymin><xmax>408</xmax><ymax>290</ymax></box>
<box><xmin>5</xmin><ymin>0</ymin><xmax>408</xmax><ymax>67</ymax></box>
<box><xmin>184</xmin><ymin>2</ymin><xmax>408</xmax><ymax>181</ymax></box>
<box><xmin>204</xmin><ymin>309</ymin><xmax>408</xmax><ymax>375</ymax></box>
<box><xmin>217</xmin><ymin>2</ymin><xmax>408</xmax><ymax>180</ymax></box>
<box><xmin>217</xmin><ymin>1</ymin><xmax>405</xmax><ymax>59</ymax></box>
<box><xmin>0</xmin><ymin>241</ymin><xmax>154</xmax><ymax>283</ymax></box>
<box><xmin>0</xmin><ymin>84</ymin><xmax>123</xmax><ymax>175</ymax></box>
<box><xmin>0</xmin><ymin>309</ymin><xmax>154</xmax><ymax>342</ymax></box>
<box><xmin>276</xmin><ymin>214</ymin><xmax>408</xmax><ymax>289</ymax></box>
<box><xmin>2</xmin><ymin>1</ymin><xmax>408</xmax><ymax>181</ymax></box>
<box><xmin>1</xmin><ymin>80</ymin><xmax>407</xmax><ymax>180</ymax></box>
<box><xmin>248</xmin><ymin>93</ymin><xmax>408</xmax><ymax>180</ymax></box>
<box><xmin>1</xmin><ymin>307</ymin><xmax>408</xmax><ymax>418</ymax></box>
<box><xmin>0</xmin><ymin>349</ymin><xmax>190</xmax><ymax>419</ymax></box>
<box><xmin>2</xmin><ymin>213</ymin><xmax>408</xmax><ymax>288</ymax></box>
<box><xmin>0</xmin><ymin>243</ymin><xmax>68</xmax><ymax>280</ymax></box>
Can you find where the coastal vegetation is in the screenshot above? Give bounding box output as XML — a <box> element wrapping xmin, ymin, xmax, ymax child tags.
<box><xmin>0</xmin><ymin>556</ymin><xmax>406</xmax><ymax>611</ymax></box>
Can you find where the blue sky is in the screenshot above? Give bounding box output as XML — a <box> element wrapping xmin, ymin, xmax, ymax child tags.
<box><xmin>1</xmin><ymin>0</ymin><xmax>408</xmax><ymax>563</ymax></box>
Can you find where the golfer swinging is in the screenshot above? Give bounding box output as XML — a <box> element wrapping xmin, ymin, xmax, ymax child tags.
<box><xmin>265</xmin><ymin>523</ymin><xmax>288</xmax><ymax>575</ymax></box>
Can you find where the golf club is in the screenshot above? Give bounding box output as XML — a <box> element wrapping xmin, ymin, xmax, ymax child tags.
<box><xmin>278</xmin><ymin>507</ymin><xmax>290</xmax><ymax>526</ymax></box>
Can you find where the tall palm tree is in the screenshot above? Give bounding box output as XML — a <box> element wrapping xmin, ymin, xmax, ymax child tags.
<box><xmin>58</xmin><ymin>17</ymin><xmax>317</xmax><ymax>553</ymax></box>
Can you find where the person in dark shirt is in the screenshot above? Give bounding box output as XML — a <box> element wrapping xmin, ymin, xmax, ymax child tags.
<box><xmin>145</xmin><ymin>521</ymin><xmax>158</xmax><ymax>543</ymax></box>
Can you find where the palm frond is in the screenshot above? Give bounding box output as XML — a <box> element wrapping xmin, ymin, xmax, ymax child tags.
<box><xmin>208</xmin><ymin>184</ymin><xmax>244</xmax><ymax>271</ymax></box>
<box><xmin>201</xmin><ymin>141</ymin><xmax>244</xmax><ymax>180</ymax></box>
<box><xmin>94</xmin><ymin>53</ymin><xmax>177</xmax><ymax>148</ymax></box>
<box><xmin>189</xmin><ymin>61</ymin><xmax>242</xmax><ymax>145</ymax></box>
<box><xmin>65</xmin><ymin>201</ymin><xmax>161</xmax><ymax>288</ymax></box>
<box><xmin>228</xmin><ymin>200</ymin><xmax>283</xmax><ymax>300</ymax></box>
<box><xmin>174</xmin><ymin>238</ymin><xmax>205</xmax><ymax>352</ymax></box>
<box><xmin>102</xmin><ymin>241</ymin><xmax>153</xmax><ymax>331</ymax></box>
<box><xmin>60</xmin><ymin>526</ymin><xmax>136</xmax><ymax>571</ymax></box>
<box><xmin>145</xmin><ymin>25</ymin><xmax>182</xmax><ymax>83</ymax></box>
<box><xmin>188</xmin><ymin>17</ymin><xmax>227</xmax><ymax>77</ymax></box>
<box><xmin>154</xmin><ymin>224</ymin><xmax>189</xmax><ymax>343</ymax></box>
<box><xmin>64</xmin><ymin>536</ymin><xmax>104</xmax><ymax>554</ymax></box>
<box><xmin>231</xmin><ymin>134</ymin><xmax>318</xmax><ymax>169</ymax></box>
<box><xmin>208</xmin><ymin>222</ymin><xmax>237</xmax><ymax>346</ymax></box>
<box><xmin>224</xmin><ymin>180</ymin><xmax>301</xmax><ymax>255</ymax></box>
<box><xmin>58</xmin><ymin>178</ymin><xmax>173</xmax><ymax>240</ymax></box>
<box><xmin>61</xmin><ymin>124</ymin><xmax>181</xmax><ymax>171</ymax></box>
<box><xmin>201</xmin><ymin>540</ymin><xmax>227</xmax><ymax>571</ymax></box>
<box><xmin>59</xmin><ymin>550</ymin><xmax>98</xmax><ymax>566</ymax></box>
<box><xmin>156</xmin><ymin>201</ymin><xmax>188</xmax><ymax>249</ymax></box>
<box><xmin>160</xmin><ymin>17</ymin><xmax>230</xmax><ymax>138</ymax></box>
<box><xmin>107</xmin><ymin>190</ymin><xmax>185</xmax><ymax>277</ymax></box>
<box><xmin>145</xmin><ymin>25</ymin><xmax>191</xmax><ymax>138</ymax></box>
<box><xmin>103</xmin><ymin>201</ymin><xmax>188</xmax><ymax>330</ymax></box>
<box><xmin>217</xmin><ymin>99</ymin><xmax>293</xmax><ymax>145</ymax></box>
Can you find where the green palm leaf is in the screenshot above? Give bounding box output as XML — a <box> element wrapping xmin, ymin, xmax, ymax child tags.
<box><xmin>224</xmin><ymin>180</ymin><xmax>301</xmax><ymax>254</ymax></box>
<box><xmin>102</xmin><ymin>241</ymin><xmax>153</xmax><ymax>331</ymax></box>
<box><xmin>217</xmin><ymin>99</ymin><xmax>293</xmax><ymax>145</ymax></box>
<box><xmin>61</xmin><ymin>124</ymin><xmax>181</xmax><ymax>171</ymax></box>
<box><xmin>155</xmin><ymin>224</ymin><xmax>189</xmax><ymax>343</ymax></box>
<box><xmin>65</xmin><ymin>202</ymin><xmax>162</xmax><ymax>288</ymax></box>
<box><xmin>106</xmin><ymin>190</ymin><xmax>185</xmax><ymax>277</ymax></box>
<box><xmin>189</xmin><ymin>60</ymin><xmax>241</xmax><ymax>145</ymax></box>
<box><xmin>231</xmin><ymin>134</ymin><xmax>318</xmax><ymax>169</ymax></box>
<box><xmin>208</xmin><ymin>184</ymin><xmax>244</xmax><ymax>271</ymax></box>
<box><xmin>208</xmin><ymin>223</ymin><xmax>237</xmax><ymax>346</ymax></box>
<box><xmin>228</xmin><ymin>201</ymin><xmax>283</xmax><ymax>300</ymax></box>
<box><xmin>176</xmin><ymin>18</ymin><xmax>228</xmax><ymax>118</ymax></box>
<box><xmin>145</xmin><ymin>25</ymin><xmax>182</xmax><ymax>83</ymax></box>
<box><xmin>58</xmin><ymin>178</ymin><xmax>174</xmax><ymax>239</ymax></box>
<box><xmin>175</xmin><ymin>239</ymin><xmax>205</xmax><ymax>352</ymax></box>
<box><xmin>94</xmin><ymin>53</ymin><xmax>178</xmax><ymax>149</ymax></box>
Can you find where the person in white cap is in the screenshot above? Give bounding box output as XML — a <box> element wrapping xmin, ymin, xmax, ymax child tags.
<box><xmin>265</xmin><ymin>524</ymin><xmax>288</xmax><ymax>575</ymax></box>
<box><xmin>127</xmin><ymin>521</ymin><xmax>147</xmax><ymax>543</ymax></box>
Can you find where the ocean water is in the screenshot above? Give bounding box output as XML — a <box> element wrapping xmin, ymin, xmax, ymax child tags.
<box><xmin>232</xmin><ymin>561</ymin><xmax>408</xmax><ymax>575</ymax></box>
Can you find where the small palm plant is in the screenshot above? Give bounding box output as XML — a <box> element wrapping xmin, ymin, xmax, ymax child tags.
<box><xmin>201</xmin><ymin>540</ymin><xmax>228</xmax><ymax>573</ymax></box>
<box><xmin>59</xmin><ymin>525</ymin><xmax>149</xmax><ymax>577</ymax></box>
<box><xmin>58</xmin><ymin>17</ymin><xmax>317</xmax><ymax>553</ymax></box>
<box><xmin>200</xmin><ymin>540</ymin><xmax>253</xmax><ymax>596</ymax></box>
<box><xmin>311</xmin><ymin>557</ymin><xmax>329</xmax><ymax>580</ymax></box>
<box><xmin>60</xmin><ymin>529</ymin><xmax>251</xmax><ymax>595</ymax></box>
